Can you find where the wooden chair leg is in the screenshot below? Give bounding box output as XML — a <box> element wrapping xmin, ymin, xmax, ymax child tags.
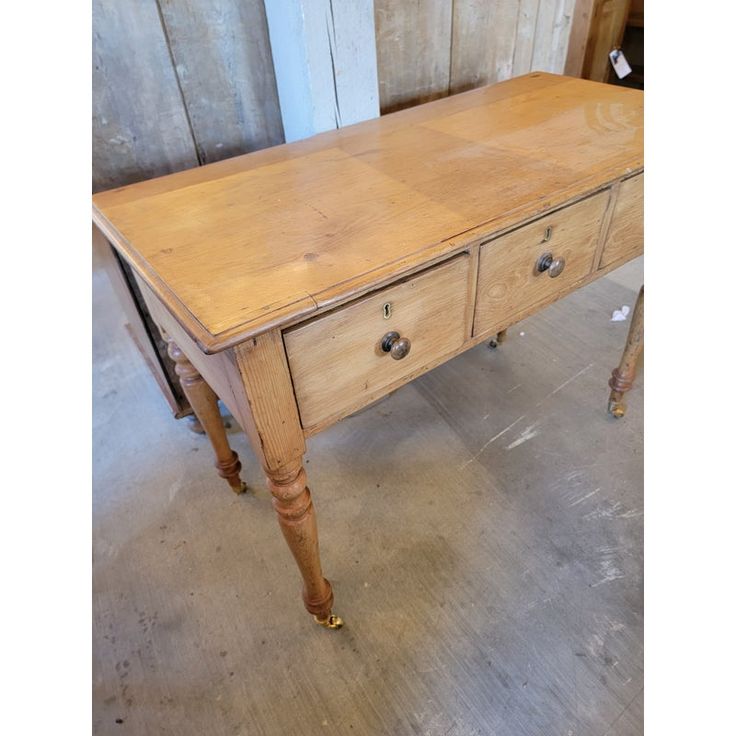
<box><xmin>608</xmin><ymin>285</ymin><xmax>644</xmax><ymax>418</ymax></box>
<box><xmin>165</xmin><ymin>337</ymin><xmax>246</xmax><ymax>494</ymax></box>
<box><xmin>265</xmin><ymin>459</ymin><xmax>342</xmax><ymax>629</ymax></box>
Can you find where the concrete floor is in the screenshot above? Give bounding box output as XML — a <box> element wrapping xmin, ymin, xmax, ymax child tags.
<box><xmin>93</xmin><ymin>258</ymin><xmax>643</xmax><ymax>736</ymax></box>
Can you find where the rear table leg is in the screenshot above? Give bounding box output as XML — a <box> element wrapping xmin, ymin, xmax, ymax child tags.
<box><xmin>165</xmin><ymin>336</ymin><xmax>246</xmax><ymax>493</ymax></box>
<box><xmin>608</xmin><ymin>286</ymin><xmax>644</xmax><ymax>418</ymax></box>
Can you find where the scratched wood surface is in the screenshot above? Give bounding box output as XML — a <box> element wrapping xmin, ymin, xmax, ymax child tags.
<box><xmin>93</xmin><ymin>256</ymin><xmax>643</xmax><ymax>735</ymax></box>
<box><xmin>92</xmin><ymin>0</ymin><xmax>199</xmax><ymax>191</ymax></box>
<box><xmin>93</xmin><ymin>74</ymin><xmax>643</xmax><ymax>352</ymax></box>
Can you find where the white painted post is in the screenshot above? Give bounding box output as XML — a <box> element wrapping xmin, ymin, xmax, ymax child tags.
<box><xmin>264</xmin><ymin>0</ymin><xmax>380</xmax><ymax>142</ymax></box>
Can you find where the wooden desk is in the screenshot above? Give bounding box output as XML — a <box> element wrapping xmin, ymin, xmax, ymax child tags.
<box><xmin>93</xmin><ymin>73</ymin><xmax>643</xmax><ymax>629</ymax></box>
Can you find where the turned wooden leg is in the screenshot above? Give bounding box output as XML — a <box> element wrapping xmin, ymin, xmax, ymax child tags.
<box><xmin>166</xmin><ymin>337</ymin><xmax>246</xmax><ymax>493</ymax></box>
<box><xmin>265</xmin><ymin>460</ymin><xmax>342</xmax><ymax>629</ymax></box>
<box><xmin>608</xmin><ymin>285</ymin><xmax>644</xmax><ymax>418</ymax></box>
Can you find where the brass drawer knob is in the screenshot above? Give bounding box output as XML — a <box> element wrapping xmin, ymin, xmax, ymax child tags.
<box><xmin>380</xmin><ymin>331</ymin><xmax>411</xmax><ymax>360</ymax></box>
<box><xmin>536</xmin><ymin>251</ymin><xmax>566</xmax><ymax>278</ymax></box>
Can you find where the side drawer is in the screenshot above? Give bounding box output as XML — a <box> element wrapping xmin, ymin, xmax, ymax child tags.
<box><xmin>599</xmin><ymin>174</ymin><xmax>643</xmax><ymax>269</ymax></box>
<box><xmin>284</xmin><ymin>255</ymin><xmax>470</xmax><ymax>431</ymax></box>
<box><xmin>473</xmin><ymin>191</ymin><xmax>608</xmax><ymax>336</ymax></box>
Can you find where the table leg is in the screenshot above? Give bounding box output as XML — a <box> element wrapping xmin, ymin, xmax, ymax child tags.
<box><xmin>166</xmin><ymin>337</ymin><xmax>246</xmax><ymax>493</ymax></box>
<box><xmin>265</xmin><ymin>459</ymin><xmax>342</xmax><ymax>629</ymax></box>
<box><xmin>608</xmin><ymin>285</ymin><xmax>644</xmax><ymax>418</ymax></box>
<box><xmin>230</xmin><ymin>330</ymin><xmax>342</xmax><ymax>628</ymax></box>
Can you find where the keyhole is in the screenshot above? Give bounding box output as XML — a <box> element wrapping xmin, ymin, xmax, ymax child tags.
<box><xmin>542</xmin><ymin>225</ymin><xmax>553</xmax><ymax>243</ymax></box>
<box><xmin>383</xmin><ymin>302</ymin><xmax>392</xmax><ymax>319</ymax></box>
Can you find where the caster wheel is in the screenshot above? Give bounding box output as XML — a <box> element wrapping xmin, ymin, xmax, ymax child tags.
<box><xmin>314</xmin><ymin>614</ymin><xmax>344</xmax><ymax>630</ymax></box>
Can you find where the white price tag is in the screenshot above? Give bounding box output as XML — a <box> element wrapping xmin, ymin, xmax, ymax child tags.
<box><xmin>609</xmin><ymin>48</ymin><xmax>632</xmax><ymax>79</ymax></box>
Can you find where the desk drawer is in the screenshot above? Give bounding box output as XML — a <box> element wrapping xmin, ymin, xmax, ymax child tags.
<box><xmin>599</xmin><ymin>174</ymin><xmax>643</xmax><ymax>269</ymax></box>
<box><xmin>473</xmin><ymin>191</ymin><xmax>608</xmax><ymax>336</ymax></box>
<box><xmin>284</xmin><ymin>255</ymin><xmax>470</xmax><ymax>431</ymax></box>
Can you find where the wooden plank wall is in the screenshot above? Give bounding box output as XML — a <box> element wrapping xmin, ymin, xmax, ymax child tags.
<box><xmin>375</xmin><ymin>0</ymin><xmax>577</xmax><ymax>113</ymax></box>
<box><xmin>92</xmin><ymin>0</ymin><xmax>283</xmax><ymax>192</ymax></box>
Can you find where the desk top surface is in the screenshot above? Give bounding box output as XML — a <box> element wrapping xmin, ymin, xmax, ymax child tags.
<box><xmin>93</xmin><ymin>73</ymin><xmax>643</xmax><ymax>353</ymax></box>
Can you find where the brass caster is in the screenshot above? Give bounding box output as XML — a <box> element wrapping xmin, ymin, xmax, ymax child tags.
<box><xmin>489</xmin><ymin>339</ymin><xmax>498</xmax><ymax>349</ymax></box>
<box><xmin>314</xmin><ymin>614</ymin><xmax>344</xmax><ymax>630</ymax></box>
<box><xmin>231</xmin><ymin>481</ymin><xmax>247</xmax><ymax>495</ymax></box>
<box><xmin>608</xmin><ymin>399</ymin><xmax>626</xmax><ymax>418</ymax></box>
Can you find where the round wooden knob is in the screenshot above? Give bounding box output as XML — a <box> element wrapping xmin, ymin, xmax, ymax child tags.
<box><xmin>381</xmin><ymin>331</ymin><xmax>412</xmax><ymax>360</ymax></box>
<box><xmin>536</xmin><ymin>252</ymin><xmax>566</xmax><ymax>278</ymax></box>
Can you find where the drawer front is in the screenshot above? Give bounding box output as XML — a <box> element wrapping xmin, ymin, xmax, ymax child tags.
<box><xmin>284</xmin><ymin>255</ymin><xmax>470</xmax><ymax>430</ymax></box>
<box><xmin>599</xmin><ymin>174</ymin><xmax>643</xmax><ymax>269</ymax></box>
<box><xmin>473</xmin><ymin>191</ymin><xmax>608</xmax><ymax>336</ymax></box>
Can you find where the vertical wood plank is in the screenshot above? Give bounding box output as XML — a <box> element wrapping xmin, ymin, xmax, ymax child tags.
<box><xmin>512</xmin><ymin>0</ymin><xmax>541</xmax><ymax>76</ymax></box>
<box><xmin>564</xmin><ymin>0</ymin><xmax>595</xmax><ymax>76</ymax></box>
<box><xmin>92</xmin><ymin>0</ymin><xmax>198</xmax><ymax>191</ymax></box>
<box><xmin>450</xmin><ymin>0</ymin><xmax>519</xmax><ymax>93</ymax></box>
<box><xmin>309</xmin><ymin>0</ymin><xmax>380</xmax><ymax>129</ymax></box>
<box><xmin>581</xmin><ymin>0</ymin><xmax>632</xmax><ymax>82</ymax></box>
<box><xmin>157</xmin><ymin>0</ymin><xmax>284</xmax><ymax>164</ymax></box>
<box><xmin>374</xmin><ymin>0</ymin><xmax>453</xmax><ymax>114</ymax></box>
<box><xmin>264</xmin><ymin>0</ymin><xmax>379</xmax><ymax>142</ymax></box>
<box><xmin>551</xmin><ymin>0</ymin><xmax>577</xmax><ymax>72</ymax></box>
<box><xmin>531</xmin><ymin>0</ymin><xmax>575</xmax><ymax>73</ymax></box>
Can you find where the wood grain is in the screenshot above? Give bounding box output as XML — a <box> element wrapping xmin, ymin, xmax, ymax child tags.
<box><xmin>598</xmin><ymin>174</ymin><xmax>643</xmax><ymax>269</ymax></box>
<box><xmin>135</xmin><ymin>278</ymin><xmax>242</xmax><ymax>421</ymax></box>
<box><xmin>157</xmin><ymin>0</ymin><xmax>283</xmax><ymax>163</ymax></box>
<box><xmin>474</xmin><ymin>191</ymin><xmax>608</xmax><ymax>337</ymax></box>
<box><xmin>165</xmin><ymin>336</ymin><xmax>246</xmax><ymax>493</ymax></box>
<box><xmin>374</xmin><ymin>0</ymin><xmax>453</xmax><ymax>113</ymax></box>
<box><xmin>531</xmin><ymin>0</ymin><xmax>575</xmax><ymax>74</ymax></box>
<box><xmin>608</xmin><ymin>284</ymin><xmax>643</xmax><ymax>416</ymax></box>
<box><xmin>628</xmin><ymin>0</ymin><xmax>644</xmax><ymax>27</ymax></box>
<box><xmin>93</xmin><ymin>254</ymin><xmax>644</xmax><ymax>734</ymax></box>
<box><xmin>378</xmin><ymin>0</ymin><xmax>577</xmax><ymax>110</ymax></box>
<box><xmin>232</xmin><ymin>331</ymin><xmax>306</xmax><ymax>472</ymax></box>
<box><xmin>93</xmin><ymin>74</ymin><xmax>643</xmax><ymax>353</ymax></box>
<box><xmin>581</xmin><ymin>0</ymin><xmax>632</xmax><ymax>83</ymax></box>
<box><xmin>92</xmin><ymin>0</ymin><xmax>198</xmax><ymax>191</ymax></box>
<box><xmin>450</xmin><ymin>0</ymin><xmax>518</xmax><ymax>93</ymax></box>
<box><xmin>230</xmin><ymin>330</ymin><xmax>337</xmax><ymax>622</ymax></box>
<box><xmin>265</xmin><ymin>459</ymin><xmax>336</xmax><ymax>622</ymax></box>
<box><xmin>512</xmin><ymin>0</ymin><xmax>541</xmax><ymax>76</ymax></box>
<box><xmin>284</xmin><ymin>255</ymin><xmax>470</xmax><ymax>431</ymax></box>
<box><xmin>564</xmin><ymin>0</ymin><xmax>596</xmax><ymax>76</ymax></box>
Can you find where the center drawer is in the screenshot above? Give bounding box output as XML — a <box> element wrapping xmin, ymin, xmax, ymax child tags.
<box><xmin>473</xmin><ymin>190</ymin><xmax>609</xmax><ymax>336</ymax></box>
<box><xmin>284</xmin><ymin>254</ymin><xmax>470</xmax><ymax>431</ymax></box>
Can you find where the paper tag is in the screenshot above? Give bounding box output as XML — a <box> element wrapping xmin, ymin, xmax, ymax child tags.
<box><xmin>609</xmin><ymin>48</ymin><xmax>632</xmax><ymax>79</ymax></box>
